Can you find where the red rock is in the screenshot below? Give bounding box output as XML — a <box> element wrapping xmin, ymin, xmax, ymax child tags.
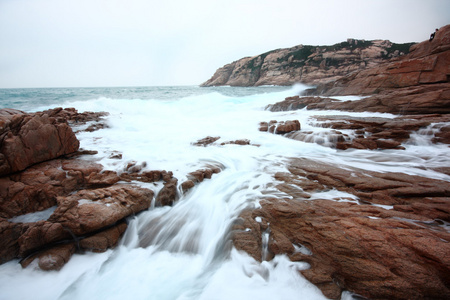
<box><xmin>0</xmin><ymin>159</ymin><xmax>120</xmax><ymax>219</ymax></box>
<box><xmin>79</xmin><ymin>222</ymin><xmax>128</xmax><ymax>252</ymax></box>
<box><xmin>234</xmin><ymin>195</ymin><xmax>450</xmax><ymax>299</ymax></box>
<box><xmin>181</xmin><ymin>180</ymin><xmax>195</xmax><ymax>193</ymax></box>
<box><xmin>0</xmin><ymin>110</ymin><xmax>79</xmax><ymax>176</ymax></box>
<box><xmin>21</xmin><ymin>243</ymin><xmax>76</xmax><ymax>271</ymax></box>
<box><xmin>155</xmin><ymin>178</ymin><xmax>178</xmax><ymax>206</ymax></box>
<box><xmin>18</xmin><ymin>221</ymin><xmax>71</xmax><ymax>257</ymax></box>
<box><xmin>0</xmin><ymin>218</ymin><xmax>23</xmax><ymax>263</ymax></box>
<box><xmin>49</xmin><ymin>184</ymin><xmax>153</xmax><ymax>236</ymax></box>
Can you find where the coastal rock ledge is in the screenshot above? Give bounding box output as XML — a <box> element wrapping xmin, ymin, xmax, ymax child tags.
<box><xmin>232</xmin><ymin>25</ymin><xmax>450</xmax><ymax>300</ymax></box>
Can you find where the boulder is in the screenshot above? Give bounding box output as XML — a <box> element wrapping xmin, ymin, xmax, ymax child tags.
<box><xmin>79</xmin><ymin>222</ymin><xmax>128</xmax><ymax>252</ymax></box>
<box><xmin>48</xmin><ymin>184</ymin><xmax>153</xmax><ymax>236</ymax></box>
<box><xmin>259</xmin><ymin>120</ymin><xmax>301</xmax><ymax>134</ymax></box>
<box><xmin>155</xmin><ymin>178</ymin><xmax>178</xmax><ymax>206</ymax></box>
<box><xmin>20</xmin><ymin>243</ymin><xmax>76</xmax><ymax>271</ymax></box>
<box><xmin>0</xmin><ymin>109</ymin><xmax>79</xmax><ymax>176</ymax></box>
<box><xmin>0</xmin><ymin>159</ymin><xmax>117</xmax><ymax>219</ymax></box>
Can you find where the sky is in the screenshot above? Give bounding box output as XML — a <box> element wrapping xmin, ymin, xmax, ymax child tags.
<box><xmin>0</xmin><ymin>0</ymin><xmax>449</xmax><ymax>88</ymax></box>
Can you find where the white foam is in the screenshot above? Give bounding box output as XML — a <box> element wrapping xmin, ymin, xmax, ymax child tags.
<box><xmin>8</xmin><ymin>206</ymin><xmax>57</xmax><ymax>223</ymax></box>
<box><xmin>1</xmin><ymin>85</ymin><xmax>449</xmax><ymax>299</ymax></box>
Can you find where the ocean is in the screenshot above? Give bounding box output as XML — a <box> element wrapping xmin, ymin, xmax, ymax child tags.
<box><xmin>0</xmin><ymin>85</ymin><xmax>449</xmax><ymax>300</ymax></box>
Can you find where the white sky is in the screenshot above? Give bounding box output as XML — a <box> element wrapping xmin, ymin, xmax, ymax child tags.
<box><xmin>0</xmin><ymin>0</ymin><xmax>449</xmax><ymax>88</ymax></box>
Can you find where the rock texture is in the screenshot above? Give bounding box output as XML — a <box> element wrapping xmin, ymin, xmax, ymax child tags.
<box><xmin>0</xmin><ymin>108</ymin><xmax>79</xmax><ymax>176</ymax></box>
<box><xmin>0</xmin><ymin>108</ymin><xmax>156</xmax><ymax>270</ymax></box>
<box><xmin>233</xmin><ymin>158</ymin><xmax>450</xmax><ymax>299</ymax></box>
<box><xmin>201</xmin><ymin>39</ymin><xmax>414</xmax><ymax>87</ymax></box>
<box><xmin>311</xmin><ymin>24</ymin><xmax>450</xmax><ymax>96</ymax></box>
<box><xmin>232</xmin><ymin>25</ymin><xmax>450</xmax><ymax>300</ymax></box>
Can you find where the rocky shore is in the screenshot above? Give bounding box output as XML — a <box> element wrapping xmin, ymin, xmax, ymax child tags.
<box><xmin>231</xmin><ymin>25</ymin><xmax>450</xmax><ymax>299</ymax></box>
<box><xmin>0</xmin><ymin>25</ymin><xmax>449</xmax><ymax>300</ymax></box>
<box><xmin>0</xmin><ymin>107</ymin><xmax>213</xmax><ymax>270</ymax></box>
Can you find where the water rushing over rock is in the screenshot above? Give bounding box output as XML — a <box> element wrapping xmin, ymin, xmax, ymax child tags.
<box><xmin>0</xmin><ymin>27</ymin><xmax>449</xmax><ymax>299</ymax></box>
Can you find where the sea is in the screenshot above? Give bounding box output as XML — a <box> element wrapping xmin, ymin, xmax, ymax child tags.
<box><xmin>0</xmin><ymin>85</ymin><xmax>449</xmax><ymax>300</ymax></box>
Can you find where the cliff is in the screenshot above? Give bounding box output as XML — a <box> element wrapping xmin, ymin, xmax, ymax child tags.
<box><xmin>201</xmin><ymin>39</ymin><xmax>415</xmax><ymax>87</ymax></box>
<box><xmin>309</xmin><ymin>24</ymin><xmax>450</xmax><ymax>96</ymax></box>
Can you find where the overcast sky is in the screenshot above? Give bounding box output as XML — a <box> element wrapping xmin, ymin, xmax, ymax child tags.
<box><xmin>0</xmin><ymin>0</ymin><xmax>449</xmax><ymax>88</ymax></box>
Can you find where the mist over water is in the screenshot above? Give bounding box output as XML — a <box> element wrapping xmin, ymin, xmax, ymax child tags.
<box><xmin>0</xmin><ymin>85</ymin><xmax>448</xmax><ymax>300</ymax></box>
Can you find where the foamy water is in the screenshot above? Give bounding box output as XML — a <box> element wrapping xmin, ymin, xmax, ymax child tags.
<box><xmin>0</xmin><ymin>85</ymin><xmax>449</xmax><ymax>300</ymax></box>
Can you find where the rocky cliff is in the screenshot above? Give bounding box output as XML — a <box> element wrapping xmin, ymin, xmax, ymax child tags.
<box><xmin>201</xmin><ymin>39</ymin><xmax>415</xmax><ymax>87</ymax></box>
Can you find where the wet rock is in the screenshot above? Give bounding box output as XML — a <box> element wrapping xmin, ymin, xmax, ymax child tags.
<box><xmin>0</xmin><ymin>218</ymin><xmax>24</xmax><ymax>263</ymax></box>
<box><xmin>181</xmin><ymin>180</ymin><xmax>195</xmax><ymax>193</ymax></box>
<box><xmin>49</xmin><ymin>184</ymin><xmax>153</xmax><ymax>236</ymax></box>
<box><xmin>251</xmin><ymin>199</ymin><xmax>449</xmax><ymax>299</ymax></box>
<box><xmin>0</xmin><ymin>109</ymin><xmax>79</xmax><ymax>176</ymax></box>
<box><xmin>155</xmin><ymin>178</ymin><xmax>178</xmax><ymax>206</ymax></box>
<box><xmin>283</xmin><ymin>115</ymin><xmax>450</xmax><ymax>150</ymax></box>
<box><xmin>233</xmin><ymin>157</ymin><xmax>450</xmax><ymax>299</ymax></box>
<box><xmin>0</xmin><ymin>159</ymin><xmax>96</xmax><ymax>219</ymax></box>
<box><xmin>260</xmin><ymin>120</ymin><xmax>301</xmax><ymax>134</ymax></box>
<box><xmin>41</xmin><ymin>107</ymin><xmax>109</xmax><ymax>133</ymax></box>
<box><xmin>18</xmin><ymin>221</ymin><xmax>71</xmax><ymax>257</ymax></box>
<box><xmin>79</xmin><ymin>222</ymin><xmax>128</xmax><ymax>252</ymax></box>
<box><xmin>21</xmin><ymin>243</ymin><xmax>76</xmax><ymax>271</ymax></box>
<box><xmin>193</xmin><ymin>136</ymin><xmax>220</xmax><ymax>146</ymax></box>
<box><xmin>85</xmin><ymin>170</ymin><xmax>120</xmax><ymax>187</ymax></box>
<box><xmin>220</xmin><ymin>139</ymin><xmax>251</xmax><ymax>146</ymax></box>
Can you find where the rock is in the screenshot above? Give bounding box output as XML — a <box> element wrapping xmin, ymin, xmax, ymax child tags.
<box><xmin>48</xmin><ymin>184</ymin><xmax>153</xmax><ymax>236</ymax></box>
<box><xmin>220</xmin><ymin>139</ymin><xmax>251</xmax><ymax>146</ymax></box>
<box><xmin>21</xmin><ymin>243</ymin><xmax>76</xmax><ymax>271</ymax></box>
<box><xmin>79</xmin><ymin>222</ymin><xmax>128</xmax><ymax>252</ymax></box>
<box><xmin>181</xmin><ymin>180</ymin><xmax>195</xmax><ymax>193</ymax></box>
<box><xmin>260</xmin><ymin>120</ymin><xmax>301</xmax><ymax>135</ymax></box>
<box><xmin>193</xmin><ymin>136</ymin><xmax>220</xmax><ymax>146</ymax></box>
<box><xmin>18</xmin><ymin>221</ymin><xmax>71</xmax><ymax>257</ymax></box>
<box><xmin>247</xmin><ymin>199</ymin><xmax>450</xmax><ymax>300</ymax></box>
<box><xmin>0</xmin><ymin>109</ymin><xmax>79</xmax><ymax>176</ymax></box>
<box><xmin>0</xmin><ymin>218</ymin><xmax>23</xmax><ymax>263</ymax></box>
<box><xmin>309</xmin><ymin>25</ymin><xmax>450</xmax><ymax>98</ymax></box>
<box><xmin>0</xmin><ymin>158</ymin><xmax>117</xmax><ymax>219</ymax></box>
<box><xmin>85</xmin><ymin>170</ymin><xmax>120</xmax><ymax>187</ymax></box>
<box><xmin>155</xmin><ymin>178</ymin><xmax>178</xmax><ymax>206</ymax></box>
<box><xmin>278</xmin><ymin>114</ymin><xmax>450</xmax><ymax>150</ymax></box>
<box><xmin>233</xmin><ymin>158</ymin><xmax>450</xmax><ymax>299</ymax></box>
<box><xmin>40</xmin><ymin>107</ymin><xmax>109</xmax><ymax>133</ymax></box>
<box><xmin>201</xmin><ymin>39</ymin><xmax>414</xmax><ymax>87</ymax></box>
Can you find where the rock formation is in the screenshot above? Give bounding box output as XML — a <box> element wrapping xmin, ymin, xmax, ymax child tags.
<box><xmin>201</xmin><ymin>39</ymin><xmax>414</xmax><ymax>87</ymax></box>
<box><xmin>0</xmin><ymin>108</ymin><xmax>79</xmax><ymax>176</ymax></box>
<box><xmin>232</xmin><ymin>24</ymin><xmax>450</xmax><ymax>299</ymax></box>
<box><xmin>233</xmin><ymin>158</ymin><xmax>450</xmax><ymax>299</ymax></box>
<box><xmin>0</xmin><ymin>108</ymin><xmax>155</xmax><ymax>269</ymax></box>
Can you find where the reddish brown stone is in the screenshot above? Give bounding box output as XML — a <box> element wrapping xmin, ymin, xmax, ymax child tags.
<box><xmin>155</xmin><ymin>178</ymin><xmax>178</xmax><ymax>206</ymax></box>
<box><xmin>0</xmin><ymin>110</ymin><xmax>79</xmax><ymax>176</ymax></box>
<box><xmin>21</xmin><ymin>243</ymin><xmax>76</xmax><ymax>271</ymax></box>
<box><xmin>79</xmin><ymin>222</ymin><xmax>128</xmax><ymax>252</ymax></box>
<box><xmin>48</xmin><ymin>184</ymin><xmax>152</xmax><ymax>236</ymax></box>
